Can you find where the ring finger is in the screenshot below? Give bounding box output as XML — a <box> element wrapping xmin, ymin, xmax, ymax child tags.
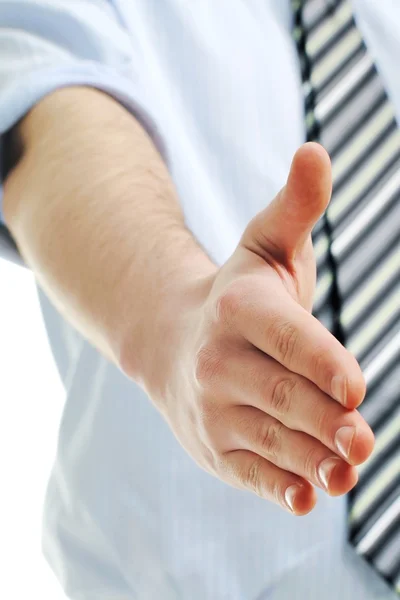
<box><xmin>218</xmin><ymin>347</ymin><xmax>374</xmax><ymax>465</ymax></box>
<box><xmin>230</xmin><ymin>405</ymin><xmax>358</xmax><ymax>496</ymax></box>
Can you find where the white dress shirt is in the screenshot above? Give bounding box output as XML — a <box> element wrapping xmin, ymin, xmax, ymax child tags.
<box><xmin>0</xmin><ymin>1</ymin><xmax>399</xmax><ymax>598</ymax></box>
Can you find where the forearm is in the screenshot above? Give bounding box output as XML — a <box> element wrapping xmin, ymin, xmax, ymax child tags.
<box><xmin>3</xmin><ymin>87</ymin><xmax>216</xmax><ymax>381</ymax></box>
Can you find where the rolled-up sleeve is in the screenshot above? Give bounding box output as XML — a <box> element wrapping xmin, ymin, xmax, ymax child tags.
<box><xmin>0</xmin><ymin>0</ymin><xmax>164</xmax><ymax>264</ymax></box>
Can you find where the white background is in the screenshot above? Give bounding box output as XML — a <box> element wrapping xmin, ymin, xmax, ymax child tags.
<box><xmin>0</xmin><ymin>258</ymin><xmax>66</xmax><ymax>598</ymax></box>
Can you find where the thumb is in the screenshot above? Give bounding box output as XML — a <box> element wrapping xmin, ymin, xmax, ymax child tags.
<box><xmin>241</xmin><ymin>143</ymin><xmax>332</xmax><ymax>261</ymax></box>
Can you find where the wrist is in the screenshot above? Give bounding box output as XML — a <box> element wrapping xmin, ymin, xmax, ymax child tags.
<box><xmin>118</xmin><ymin>246</ymin><xmax>217</xmax><ymax>401</ymax></box>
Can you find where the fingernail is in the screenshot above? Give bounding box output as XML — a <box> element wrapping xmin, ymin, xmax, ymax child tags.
<box><xmin>335</xmin><ymin>426</ymin><xmax>356</xmax><ymax>460</ymax></box>
<box><xmin>285</xmin><ymin>484</ymin><xmax>301</xmax><ymax>513</ymax></box>
<box><xmin>318</xmin><ymin>457</ymin><xmax>342</xmax><ymax>491</ymax></box>
<box><xmin>331</xmin><ymin>375</ymin><xmax>347</xmax><ymax>405</ymax></box>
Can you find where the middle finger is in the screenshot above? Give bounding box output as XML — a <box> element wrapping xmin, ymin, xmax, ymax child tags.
<box><xmin>230</xmin><ymin>405</ymin><xmax>358</xmax><ymax>496</ymax></box>
<box><xmin>219</xmin><ymin>347</ymin><xmax>374</xmax><ymax>465</ymax></box>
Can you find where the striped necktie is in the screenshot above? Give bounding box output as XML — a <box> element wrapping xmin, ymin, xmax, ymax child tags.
<box><xmin>292</xmin><ymin>0</ymin><xmax>400</xmax><ymax>594</ymax></box>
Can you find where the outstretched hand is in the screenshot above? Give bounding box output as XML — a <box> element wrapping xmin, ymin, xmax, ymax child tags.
<box><xmin>150</xmin><ymin>143</ymin><xmax>374</xmax><ymax>515</ymax></box>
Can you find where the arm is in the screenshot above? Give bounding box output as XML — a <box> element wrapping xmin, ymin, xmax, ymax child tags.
<box><xmin>0</xmin><ymin>0</ymin><xmax>166</xmax><ymax>262</ymax></box>
<box><xmin>3</xmin><ymin>87</ymin><xmax>216</xmax><ymax>373</ymax></box>
<box><xmin>4</xmin><ymin>86</ymin><xmax>374</xmax><ymax>516</ymax></box>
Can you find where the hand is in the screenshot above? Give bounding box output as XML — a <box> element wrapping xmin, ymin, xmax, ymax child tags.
<box><xmin>140</xmin><ymin>143</ymin><xmax>375</xmax><ymax>516</ymax></box>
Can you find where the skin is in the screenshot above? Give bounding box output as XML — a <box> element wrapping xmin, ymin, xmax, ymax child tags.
<box><xmin>3</xmin><ymin>86</ymin><xmax>374</xmax><ymax>517</ymax></box>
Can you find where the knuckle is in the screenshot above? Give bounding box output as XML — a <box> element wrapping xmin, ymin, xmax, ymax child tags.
<box><xmin>245</xmin><ymin>456</ymin><xmax>264</xmax><ymax>497</ymax></box>
<box><xmin>195</xmin><ymin>404</ymin><xmax>225</xmax><ymax>469</ymax></box>
<box><xmin>198</xmin><ymin>399</ymin><xmax>223</xmax><ymax>440</ymax></box>
<box><xmin>312</xmin><ymin>350</ymin><xmax>335</xmax><ymax>388</ymax></box>
<box><xmin>257</xmin><ymin>420</ymin><xmax>284</xmax><ymax>459</ymax></box>
<box><xmin>313</xmin><ymin>404</ymin><xmax>331</xmax><ymax>440</ymax></box>
<box><xmin>303</xmin><ymin>446</ymin><xmax>320</xmax><ymax>479</ymax></box>
<box><xmin>273</xmin><ymin>322</ymin><xmax>298</xmax><ymax>365</ymax></box>
<box><xmin>269</xmin><ymin>377</ymin><xmax>296</xmax><ymax>417</ymax></box>
<box><xmin>194</xmin><ymin>344</ymin><xmax>224</xmax><ymax>387</ymax></box>
<box><xmin>270</xmin><ymin>477</ymin><xmax>284</xmax><ymax>506</ymax></box>
<box><xmin>214</xmin><ymin>284</ymin><xmax>245</xmax><ymax>326</ymax></box>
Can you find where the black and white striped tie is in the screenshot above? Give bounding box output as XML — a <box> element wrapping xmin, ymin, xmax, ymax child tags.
<box><xmin>292</xmin><ymin>0</ymin><xmax>400</xmax><ymax>593</ymax></box>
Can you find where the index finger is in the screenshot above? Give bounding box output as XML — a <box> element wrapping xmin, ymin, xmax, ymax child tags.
<box><xmin>235</xmin><ymin>290</ymin><xmax>366</xmax><ymax>408</ymax></box>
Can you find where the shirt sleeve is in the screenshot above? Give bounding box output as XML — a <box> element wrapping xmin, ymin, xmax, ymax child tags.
<box><xmin>0</xmin><ymin>0</ymin><xmax>165</xmax><ymax>266</ymax></box>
